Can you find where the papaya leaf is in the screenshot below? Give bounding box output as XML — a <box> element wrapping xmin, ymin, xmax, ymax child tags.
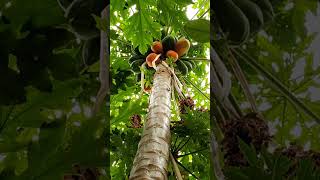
<box><xmin>123</xmin><ymin>2</ymin><xmax>161</xmax><ymax>54</ymax></box>
<box><xmin>184</xmin><ymin>19</ymin><xmax>210</xmax><ymax>43</ymax></box>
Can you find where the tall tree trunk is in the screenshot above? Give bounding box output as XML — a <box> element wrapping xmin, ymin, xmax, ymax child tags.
<box><xmin>129</xmin><ymin>64</ymin><xmax>172</xmax><ymax>180</ymax></box>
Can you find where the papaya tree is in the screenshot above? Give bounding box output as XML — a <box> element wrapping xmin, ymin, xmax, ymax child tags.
<box><xmin>110</xmin><ymin>0</ymin><xmax>210</xmax><ymax>179</ymax></box>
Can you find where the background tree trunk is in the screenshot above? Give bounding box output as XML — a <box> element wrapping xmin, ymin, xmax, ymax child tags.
<box><xmin>129</xmin><ymin>64</ymin><xmax>172</xmax><ymax>180</ymax></box>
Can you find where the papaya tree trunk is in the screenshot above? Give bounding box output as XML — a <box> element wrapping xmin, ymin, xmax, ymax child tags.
<box><xmin>129</xmin><ymin>64</ymin><xmax>172</xmax><ymax>180</ymax></box>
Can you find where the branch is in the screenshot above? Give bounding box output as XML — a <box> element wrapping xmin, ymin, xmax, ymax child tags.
<box><xmin>210</xmin><ymin>61</ymin><xmax>239</xmax><ymax>119</ymax></box>
<box><xmin>172</xmin><ymin>135</ymin><xmax>179</xmax><ymax>151</ymax></box>
<box><xmin>173</xmin><ymin>136</ymin><xmax>189</xmax><ymax>153</ymax></box>
<box><xmin>182</xmin><ymin>77</ymin><xmax>209</xmax><ymax>100</ymax></box>
<box><xmin>176</xmin><ymin>160</ymin><xmax>199</xmax><ymax>179</ymax></box>
<box><xmin>228</xmin><ymin>93</ymin><xmax>243</xmax><ymax>117</ymax></box>
<box><xmin>199</xmin><ymin>8</ymin><xmax>209</xmax><ymax>19</ymax></box>
<box><xmin>232</xmin><ymin>48</ymin><xmax>320</xmax><ymax>123</ymax></box>
<box><xmin>170</xmin><ymin>152</ymin><xmax>183</xmax><ymax>180</ymax></box>
<box><xmin>177</xmin><ymin>148</ymin><xmax>207</xmax><ymax>158</ymax></box>
<box><xmin>114</xmin><ymin>24</ymin><xmax>124</xmax><ymax>32</ymax></box>
<box><xmin>227</xmin><ymin>48</ymin><xmax>258</xmax><ymax>113</ymax></box>
<box><xmin>211</xmin><ymin>47</ymin><xmax>232</xmax><ymax>100</ymax></box>
<box><xmin>56</xmin><ymin>0</ymin><xmax>67</xmax><ymax>12</ymax></box>
<box><xmin>191</xmin><ymin>0</ymin><xmax>207</xmax><ymax>20</ymax></box>
<box><xmin>180</xmin><ymin>57</ymin><xmax>209</xmax><ymax>61</ymax></box>
<box><xmin>64</xmin><ymin>0</ymin><xmax>81</xmax><ymax>18</ymax></box>
<box><xmin>210</xmin><ymin>132</ymin><xmax>225</xmax><ymax>180</ymax></box>
<box><xmin>210</xmin><ymin>96</ymin><xmax>227</xmax><ymax>125</ymax></box>
<box><xmin>212</xmin><ymin>40</ymin><xmax>258</xmax><ymax>114</ymax></box>
<box><xmin>92</xmin><ymin>5</ymin><xmax>109</xmax><ymax>115</ymax></box>
<box><xmin>174</xmin><ymin>136</ymin><xmax>191</xmax><ymax>153</ymax></box>
<box><xmin>0</xmin><ymin>105</ymin><xmax>15</xmax><ymax>134</ymax></box>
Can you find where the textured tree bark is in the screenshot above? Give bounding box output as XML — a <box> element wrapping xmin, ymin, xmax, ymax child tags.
<box><xmin>129</xmin><ymin>64</ymin><xmax>172</xmax><ymax>180</ymax></box>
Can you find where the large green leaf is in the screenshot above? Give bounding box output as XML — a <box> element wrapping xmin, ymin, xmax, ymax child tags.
<box><xmin>123</xmin><ymin>0</ymin><xmax>162</xmax><ymax>54</ymax></box>
<box><xmin>184</xmin><ymin>19</ymin><xmax>210</xmax><ymax>43</ymax></box>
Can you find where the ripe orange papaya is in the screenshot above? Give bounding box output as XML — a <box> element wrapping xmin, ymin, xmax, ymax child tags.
<box><xmin>174</xmin><ymin>37</ymin><xmax>190</xmax><ymax>57</ymax></box>
<box><xmin>166</xmin><ymin>50</ymin><xmax>179</xmax><ymax>62</ymax></box>
<box><xmin>146</xmin><ymin>53</ymin><xmax>159</xmax><ymax>67</ymax></box>
<box><xmin>151</xmin><ymin>41</ymin><xmax>163</xmax><ymax>53</ymax></box>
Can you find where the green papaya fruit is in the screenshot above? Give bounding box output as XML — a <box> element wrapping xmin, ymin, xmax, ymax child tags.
<box><xmin>132</xmin><ymin>46</ymin><xmax>152</xmax><ymax>57</ymax></box>
<box><xmin>129</xmin><ymin>54</ymin><xmax>145</xmax><ymax>64</ymax></box>
<box><xmin>161</xmin><ymin>35</ymin><xmax>175</xmax><ymax>53</ymax></box>
<box><xmin>252</xmin><ymin>0</ymin><xmax>274</xmax><ymax>22</ymax></box>
<box><xmin>213</xmin><ymin>0</ymin><xmax>250</xmax><ymax>45</ymax></box>
<box><xmin>180</xmin><ymin>58</ymin><xmax>197</xmax><ymax>68</ymax></box>
<box><xmin>161</xmin><ymin>29</ymin><xmax>167</xmax><ymax>39</ymax></box>
<box><xmin>133</xmin><ymin>46</ymin><xmax>142</xmax><ymax>56</ymax></box>
<box><xmin>145</xmin><ymin>46</ymin><xmax>153</xmax><ymax>56</ymax></box>
<box><xmin>176</xmin><ymin>60</ymin><xmax>188</xmax><ymax>75</ymax></box>
<box><xmin>262</xmin><ymin>10</ymin><xmax>274</xmax><ymax>23</ymax></box>
<box><xmin>182</xmin><ymin>60</ymin><xmax>193</xmax><ymax>70</ymax></box>
<box><xmin>130</xmin><ymin>59</ymin><xmax>144</xmax><ymax>73</ymax></box>
<box><xmin>233</xmin><ymin>0</ymin><xmax>264</xmax><ymax>34</ymax></box>
<box><xmin>187</xmin><ymin>60</ymin><xmax>197</xmax><ymax>68</ymax></box>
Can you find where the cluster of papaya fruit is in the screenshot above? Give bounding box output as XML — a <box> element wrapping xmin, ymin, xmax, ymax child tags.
<box><xmin>214</xmin><ymin>0</ymin><xmax>274</xmax><ymax>45</ymax></box>
<box><xmin>129</xmin><ymin>35</ymin><xmax>195</xmax><ymax>75</ymax></box>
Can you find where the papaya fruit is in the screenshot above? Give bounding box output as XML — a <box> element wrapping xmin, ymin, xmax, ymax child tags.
<box><xmin>182</xmin><ymin>60</ymin><xmax>193</xmax><ymax>70</ymax></box>
<box><xmin>133</xmin><ymin>46</ymin><xmax>142</xmax><ymax>56</ymax></box>
<box><xmin>252</xmin><ymin>0</ymin><xmax>274</xmax><ymax>22</ymax></box>
<box><xmin>213</xmin><ymin>0</ymin><xmax>250</xmax><ymax>45</ymax></box>
<box><xmin>262</xmin><ymin>10</ymin><xmax>274</xmax><ymax>23</ymax></box>
<box><xmin>175</xmin><ymin>37</ymin><xmax>190</xmax><ymax>57</ymax></box>
<box><xmin>151</xmin><ymin>41</ymin><xmax>163</xmax><ymax>53</ymax></box>
<box><xmin>130</xmin><ymin>59</ymin><xmax>144</xmax><ymax>73</ymax></box>
<box><xmin>166</xmin><ymin>50</ymin><xmax>179</xmax><ymax>62</ymax></box>
<box><xmin>146</xmin><ymin>53</ymin><xmax>159</xmax><ymax>67</ymax></box>
<box><xmin>232</xmin><ymin>0</ymin><xmax>264</xmax><ymax>34</ymax></box>
<box><xmin>161</xmin><ymin>29</ymin><xmax>167</xmax><ymax>39</ymax></box>
<box><xmin>133</xmin><ymin>46</ymin><xmax>152</xmax><ymax>56</ymax></box>
<box><xmin>186</xmin><ymin>59</ymin><xmax>197</xmax><ymax>68</ymax></box>
<box><xmin>146</xmin><ymin>46</ymin><xmax>153</xmax><ymax>55</ymax></box>
<box><xmin>176</xmin><ymin>60</ymin><xmax>188</xmax><ymax>75</ymax></box>
<box><xmin>253</xmin><ymin>0</ymin><xmax>274</xmax><ymax>16</ymax></box>
<box><xmin>161</xmin><ymin>35</ymin><xmax>175</xmax><ymax>53</ymax></box>
<box><xmin>129</xmin><ymin>54</ymin><xmax>145</xmax><ymax>64</ymax></box>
